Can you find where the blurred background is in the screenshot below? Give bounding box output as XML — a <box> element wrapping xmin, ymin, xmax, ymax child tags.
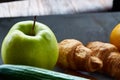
<box><xmin>0</xmin><ymin>0</ymin><xmax>119</xmax><ymax>17</ymax></box>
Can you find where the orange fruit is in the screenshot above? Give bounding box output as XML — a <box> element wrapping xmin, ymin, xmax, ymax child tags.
<box><xmin>110</xmin><ymin>24</ymin><xmax>120</xmax><ymax>51</ymax></box>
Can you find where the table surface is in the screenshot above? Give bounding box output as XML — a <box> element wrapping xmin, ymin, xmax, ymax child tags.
<box><xmin>1</xmin><ymin>11</ymin><xmax>120</xmax><ymax>80</ymax></box>
<box><xmin>0</xmin><ymin>0</ymin><xmax>113</xmax><ymax>18</ymax></box>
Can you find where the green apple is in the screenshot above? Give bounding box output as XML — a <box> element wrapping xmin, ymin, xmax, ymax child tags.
<box><xmin>1</xmin><ymin>20</ymin><xmax>59</xmax><ymax>70</ymax></box>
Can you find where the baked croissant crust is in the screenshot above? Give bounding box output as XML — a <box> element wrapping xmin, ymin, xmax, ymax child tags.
<box><xmin>86</xmin><ymin>41</ymin><xmax>120</xmax><ymax>78</ymax></box>
<box><xmin>57</xmin><ymin>39</ymin><xmax>120</xmax><ymax>79</ymax></box>
<box><xmin>57</xmin><ymin>39</ymin><xmax>103</xmax><ymax>72</ymax></box>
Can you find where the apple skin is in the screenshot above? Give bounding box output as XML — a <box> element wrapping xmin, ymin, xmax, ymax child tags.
<box><xmin>1</xmin><ymin>21</ymin><xmax>59</xmax><ymax>69</ymax></box>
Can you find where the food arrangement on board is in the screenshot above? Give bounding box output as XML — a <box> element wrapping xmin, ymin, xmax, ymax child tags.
<box><xmin>0</xmin><ymin>16</ymin><xmax>120</xmax><ymax>80</ymax></box>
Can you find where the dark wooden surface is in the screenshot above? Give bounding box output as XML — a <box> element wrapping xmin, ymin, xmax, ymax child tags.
<box><xmin>0</xmin><ymin>12</ymin><xmax>120</xmax><ymax>80</ymax></box>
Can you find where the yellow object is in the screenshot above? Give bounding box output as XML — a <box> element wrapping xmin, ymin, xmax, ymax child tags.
<box><xmin>110</xmin><ymin>24</ymin><xmax>120</xmax><ymax>51</ymax></box>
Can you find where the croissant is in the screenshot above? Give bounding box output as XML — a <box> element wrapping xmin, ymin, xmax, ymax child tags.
<box><xmin>57</xmin><ymin>39</ymin><xmax>103</xmax><ymax>72</ymax></box>
<box><xmin>86</xmin><ymin>41</ymin><xmax>120</xmax><ymax>78</ymax></box>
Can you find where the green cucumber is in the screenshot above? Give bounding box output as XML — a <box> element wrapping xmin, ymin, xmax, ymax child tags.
<box><xmin>0</xmin><ymin>64</ymin><xmax>88</xmax><ymax>80</ymax></box>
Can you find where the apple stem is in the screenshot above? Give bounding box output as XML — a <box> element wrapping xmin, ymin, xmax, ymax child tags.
<box><xmin>31</xmin><ymin>16</ymin><xmax>36</xmax><ymax>36</ymax></box>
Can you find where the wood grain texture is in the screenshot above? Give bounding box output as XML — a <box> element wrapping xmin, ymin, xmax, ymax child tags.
<box><xmin>0</xmin><ymin>0</ymin><xmax>113</xmax><ymax>17</ymax></box>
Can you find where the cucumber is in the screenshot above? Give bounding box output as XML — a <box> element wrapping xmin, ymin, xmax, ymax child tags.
<box><xmin>0</xmin><ymin>64</ymin><xmax>88</xmax><ymax>80</ymax></box>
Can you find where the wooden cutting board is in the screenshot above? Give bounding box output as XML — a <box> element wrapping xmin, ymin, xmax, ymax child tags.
<box><xmin>0</xmin><ymin>12</ymin><xmax>119</xmax><ymax>80</ymax></box>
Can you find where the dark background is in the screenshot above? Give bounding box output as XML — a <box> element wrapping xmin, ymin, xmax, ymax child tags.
<box><xmin>0</xmin><ymin>12</ymin><xmax>120</xmax><ymax>80</ymax></box>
